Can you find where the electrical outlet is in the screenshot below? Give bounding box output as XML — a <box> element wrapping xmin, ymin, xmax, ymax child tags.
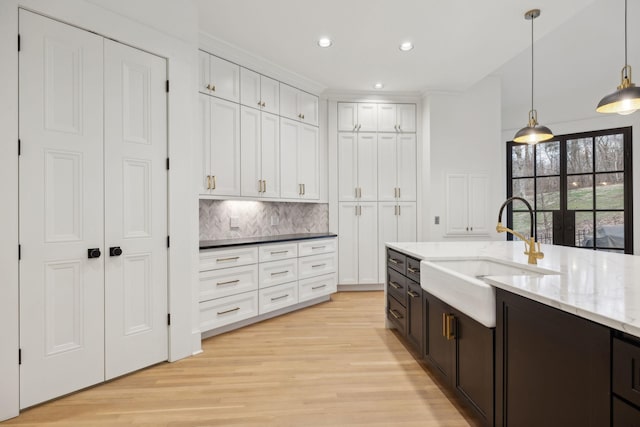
<box><xmin>271</xmin><ymin>215</ymin><xmax>279</xmax><ymax>226</ymax></box>
<box><xmin>230</xmin><ymin>216</ymin><xmax>239</xmax><ymax>228</ymax></box>
<box><xmin>435</xmin><ymin>216</ymin><xmax>440</xmax><ymax>225</ymax></box>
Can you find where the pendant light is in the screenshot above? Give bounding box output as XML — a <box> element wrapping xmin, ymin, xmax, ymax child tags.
<box><xmin>596</xmin><ymin>0</ymin><xmax>640</xmax><ymax>115</ymax></box>
<box><xmin>513</xmin><ymin>9</ymin><xmax>554</xmax><ymax>144</ymax></box>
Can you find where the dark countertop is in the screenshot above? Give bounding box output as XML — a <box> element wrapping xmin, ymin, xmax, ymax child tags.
<box><xmin>200</xmin><ymin>233</ymin><xmax>337</xmax><ymax>250</ymax></box>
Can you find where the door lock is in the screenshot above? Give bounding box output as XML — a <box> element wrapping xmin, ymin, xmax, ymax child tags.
<box><xmin>109</xmin><ymin>246</ymin><xmax>123</xmax><ymax>257</ymax></box>
<box><xmin>88</xmin><ymin>248</ymin><xmax>102</xmax><ymax>259</ymax></box>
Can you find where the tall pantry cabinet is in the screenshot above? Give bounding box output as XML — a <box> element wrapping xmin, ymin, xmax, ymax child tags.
<box><xmin>337</xmin><ymin>102</ymin><xmax>417</xmax><ymax>285</ymax></box>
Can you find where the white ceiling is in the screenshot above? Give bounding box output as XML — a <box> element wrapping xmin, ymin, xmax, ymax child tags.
<box><xmin>195</xmin><ymin>0</ymin><xmax>597</xmax><ymax>94</ymax></box>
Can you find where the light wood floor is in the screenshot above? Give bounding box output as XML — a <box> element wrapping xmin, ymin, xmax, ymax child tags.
<box><xmin>4</xmin><ymin>292</ymin><xmax>481</xmax><ymax>426</ymax></box>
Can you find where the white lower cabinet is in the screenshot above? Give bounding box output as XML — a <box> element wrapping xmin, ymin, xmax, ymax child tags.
<box><xmin>199</xmin><ymin>237</ymin><xmax>336</xmax><ymax>335</ymax></box>
<box><xmin>338</xmin><ymin>202</ymin><xmax>378</xmax><ymax>285</ymax></box>
<box><xmin>377</xmin><ymin>202</ymin><xmax>417</xmax><ymax>282</ymax></box>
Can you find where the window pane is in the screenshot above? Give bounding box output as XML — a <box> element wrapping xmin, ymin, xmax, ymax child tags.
<box><xmin>595</xmin><ymin>173</ymin><xmax>624</xmax><ymax>209</ymax></box>
<box><xmin>595</xmin><ymin>133</ymin><xmax>624</xmax><ymax>172</ymax></box>
<box><xmin>536</xmin><ymin>211</ymin><xmax>553</xmax><ymax>244</ymax></box>
<box><xmin>536</xmin><ymin>141</ymin><xmax>559</xmax><ymax>175</ymax></box>
<box><xmin>575</xmin><ymin>212</ymin><xmax>593</xmax><ymax>248</ymax></box>
<box><xmin>512</xmin><ymin>144</ymin><xmax>534</xmax><ymax>177</ymax></box>
<box><xmin>512</xmin><ymin>178</ymin><xmax>534</xmax><ymax>207</ymax></box>
<box><xmin>595</xmin><ymin>212</ymin><xmax>624</xmax><ymax>249</ymax></box>
<box><xmin>566</xmin><ymin>137</ymin><xmax>593</xmax><ymax>174</ymax></box>
<box><xmin>567</xmin><ymin>175</ymin><xmax>593</xmax><ymax>210</ymax></box>
<box><xmin>536</xmin><ymin>177</ymin><xmax>560</xmax><ymax>210</ymax></box>
<box><xmin>513</xmin><ymin>212</ymin><xmax>532</xmax><ymax>241</ymax></box>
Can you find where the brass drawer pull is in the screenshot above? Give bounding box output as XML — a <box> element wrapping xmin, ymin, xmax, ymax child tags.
<box><xmin>408</xmin><ymin>267</ymin><xmax>419</xmax><ymax>274</ymax></box>
<box><xmin>271</xmin><ymin>294</ymin><xmax>289</xmax><ymax>302</ymax></box>
<box><xmin>311</xmin><ymin>263</ymin><xmax>326</xmax><ymax>268</ymax></box>
<box><xmin>311</xmin><ymin>245</ymin><xmax>325</xmax><ymax>250</ymax></box>
<box><xmin>312</xmin><ymin>284</ymin><xmax>327</xmax><ymax>290</ymax></box>
<box><xmin>407</xmin><ymin>290</ymin><xmax>419</xmax><ymax>298</ymax></box>
<box><xmin>389</xmin><ymin>281</ymin><xmax>401</xmax><ymax>289</ymax></box>
<box><xmin>390</xmin><ymin>309</ymin><xmax>402</xmax><ymax>320</ymax></box>
<box><xmin>388</xmin><ymin>258</ymin><xmax>402</xmax><ymax>265</ymax></box>
<box><xmin>217</xmin><ymin>307</ymin><xmax>240</xmax><ymax>315</ymax></box>
<box><xmin>443</xmin><ymin>313</ymin><xmax>456</xmax><ymax>340</ymax></box>
<box><xmin>216</xmin><ymin>256</ymin><xmax>240</xmax><ymax>262</ymax></box>
<box><xmin>271</xmin><ymin>270</ymin><xmax>289</xmax><ymax>276</ymax></box>
<box><xmin>270</xmin><ymin>250</ymin><xmax>288</xmax><ymax>255</ymax></box>
<box><xmin>216</xmin><ymin>279</ymin><xmax>240</xmax><ymax>286</ymax></box>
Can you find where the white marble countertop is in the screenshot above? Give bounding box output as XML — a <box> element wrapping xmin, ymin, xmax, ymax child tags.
<box><xmin>386</xmin><ymin>241</ymin><xmax>640</xmax><ymax>338</ymax></box>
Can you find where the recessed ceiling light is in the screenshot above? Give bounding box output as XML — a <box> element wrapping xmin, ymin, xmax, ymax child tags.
<box><xmin>399</xmin><ymin>41</ymin><xmax>414</xmax><ymax>52</ymax></box>
<box><xmin>318</xmin><ymin>37</ymin><xmax>333</xmax><ymax>48</ymax></box>
<box><xmin>374</xmin><ymin>82</ymin><xmax>384</xmax><ymax>89</ymax></box>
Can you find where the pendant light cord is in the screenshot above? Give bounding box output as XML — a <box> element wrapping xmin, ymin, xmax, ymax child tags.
<box><xmin>625</xmin><ymin>0</ymin><xmax>628</xmax><ymax>73</ymax></box>
<box><xmin>531</xmin><ymin>13</ymin><xmax>534</xmax><ymax>114</ymax></box>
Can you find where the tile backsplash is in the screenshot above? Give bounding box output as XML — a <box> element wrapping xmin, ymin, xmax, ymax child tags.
<box><xmin>199</xmin><ymin>200</ymin><xmax>329</xmax><ymax>241</ymax></box>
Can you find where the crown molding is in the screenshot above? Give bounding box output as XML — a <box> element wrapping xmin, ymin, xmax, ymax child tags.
<box><xmin>322</xmin><ymin>89</ymin><xmax>422</xmax><ymax>103</ymax></box>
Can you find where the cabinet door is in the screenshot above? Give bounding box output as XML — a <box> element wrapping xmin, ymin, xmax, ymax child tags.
<box><xmin>299</xmin><ymin>91</ymin><xmax>319</xmax><ymax>126</ymax></box>
<box><xmin>338</xmin><ymin>102</ymin><xmax>357</xmax><ymax>132</ymax></box>
<box><xmin>357</xmin><ymin>133</ymin><xmax>378</xmax><ymax>201</ymax></box>
<box><xmin>468</xmin><ymin>174</ymin><xmax>489</xmax><ymax>235</ymax></box>
<box><xmin>198</xmin><ymin>50</ymin><xmax>210</xmax><ymax>94</ymax></box>
<box><xmin>338</xmin><ymin>202</ymin><xmax>359</xmax><ymax>285</ymax></box>
<box><xmin>407</xmin><ymin>281</ymin><xmax>423</xmax><ymax>354</ymax></box>
<box><xmin>338</xmin><ymin>133</ymin><xmax>358</xmax><ymax>201</ymax></box>
<box><xmin>298</xmin><ymin>124</ymin><xmax>319</xmax><ymax>199</ymax></box>
<box><xmin>358</xmin><ymin>202</ymin><xmax>379</xmax><ymax>284</ymax></box>
<box><xmin>378</xmin><ymin>202</ymin><xmax>398</xmax><ymax>283</ymax></box>
<box><xmin>397</xmin><ymin>134</ymin><xmax>417</xmax><ymax>201</ymax></box>
<box><xmin>198</xmin><ymin>94</ymin><xmax>211</xmax><ymax>195</ymax></box>
<box><xmin>280</xmin><ymin>118</ymin><xmax>299</xmax><ymax>199</ymax></box>
<box><xmin>210</xmin><ymin>97</ymin><xmax>240</xmax><ymax>195</ymax></box>
<box><xmin>397</xmin><ymin>202</ymin><xmax>417</xmax><ymax>242</ymax></box>
<box><xmin>445</xmin><ymin>173</ymin><xmax>469</xmax><ymax>235</ymax></box>
<box><xmin>240</xmin><ymin>67</ymin><xmax>261</xmax><ymax>109</ymax></box>
<box><xmin>425</xmin><ymin>293</ymin><xmax>455</xmax><ymax>383</ymax></box>
<box><xmin>210</xmin><ymin>55</ymin><xmax>239</xmax><ymax>103</ymax></box>
<box><xmin>397</xmin><ymin>104</ymin><xmax>416</xmax><ymax>132</ymax></box>
<box><xmin>280</xmin><ymin>83</ymin><xmax>299</xmax><ymax>121</ymax></box>
<box><xmin>357</xmin><ymin>103</ymin><xmax>378</xmax><ymax>131</ymax></box>
<box><xmin>260</xmin><ymin>75</ymin><xmax>280</xmax><ymax>115</ymax></box>
<box><xmin>377</xmin><ymin>134</ymin><xmax>397</xmax><ymax>201</ymax></box>
<box><xmin>261</xmin><ymin>112</ymin><xmax>280</xmax><ymax>198</ymax></box>
<box><xmin>378</xmin><ymin>104</ymin><xmax>397</xmax><ymax>132</ymax></box>
<box><xmin>240</xmin><ymin>106</ymin><xmax>262</xmax><ymax>197</ymax></box>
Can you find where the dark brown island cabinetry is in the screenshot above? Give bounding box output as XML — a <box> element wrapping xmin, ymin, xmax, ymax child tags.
<box><xmin>612</xmin><ymin>333</ymin><xmax>640</xmax><ymax>425</ymax></box>
<box><xmin>386</xmin><ymin>249</ymin><xmax>423</xmax><ymax>355</ymax></box>
<box><xmin>424</xmin><ymin>292</ymin><xmax>494</xmax><ymax>426</ymax></box>
<box><xmin>495</xmin><ymin>289</ymin><xmax>611</xmax><ymax>427</ymax></box>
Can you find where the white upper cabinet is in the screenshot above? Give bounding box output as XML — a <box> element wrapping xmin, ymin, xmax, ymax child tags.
<box><xmin>445</xmin><ymin>173</ymin><xmax>489</xmax><ymax>236</ymax></box>
<box><xmin>377</xmin><ymin>134</ymin><xmax>416</xmax><ymax>201</ymax></box>
<box><xmin>280</xmin><ymin>118</ymin><xmax>319</xmax><ymax>200</ymax></box>
<box><xmin>338</xmin><ymin>132</ymin><xmax>377</xmax><ymax>202</ymax></box>
<box><xmin>280</xmin><ymin>83</ymin><xmax>318</xmax><ymax>126</ymax></box>
<box><xmin>240</xmin><ymin>67</ymin><xmax>279</xmax><ymax>115</ymax></box>
<box><xmin>240</xmin><ymin>108</ymin><xmax>280</xmax><ymax>198</ymax></box>
<box><xmin>198</xmin><ymin>51</ymin><xmax>240</xmax><ymax>102</ymax></box>
<box><xmin>338</xmin><ymin>102</ymin><xmax>377</xmax><ymax>131</ymax></box>
<box><xmin>378</xmin><ymin>103</ymin><xmax>416</xmax><ymax>132</ymax></box>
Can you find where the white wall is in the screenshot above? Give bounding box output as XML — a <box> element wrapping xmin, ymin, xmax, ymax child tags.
<box><xmin>422</xmin><ymin>76</ymin><xmax>504</xmax><ymax>242</ymax></box>
<box><xmin>0</xmin><ymin>0</ymin><xmax>200</xmax><ymax>420</ymax></box>
<box><xmin>497</xmin><ymin>0</ymin><xmax>640</xmax><ymax>252</ymax></box>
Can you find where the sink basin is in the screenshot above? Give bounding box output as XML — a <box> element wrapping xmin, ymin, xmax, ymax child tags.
<box><xmin>420</xmin><ymin>258</ymin><xmax>559</xmax><ymax>328</ymax></box>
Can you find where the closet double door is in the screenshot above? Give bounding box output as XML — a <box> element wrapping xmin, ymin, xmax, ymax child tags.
<box><xmin>19</xmin><ymin>10</ymin><xmax>168</xmax><ymax>408</ymax></box>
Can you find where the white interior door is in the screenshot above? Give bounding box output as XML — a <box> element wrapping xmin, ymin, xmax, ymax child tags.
<box><xmin>104</xmin><ymin>39</ymin><xmax>168</xmax><ymax>380</ymax></box>
<box><xmin>19</xmin><ymin>10</ymin><xmax>105</xmax><ymax>408</ymax></box>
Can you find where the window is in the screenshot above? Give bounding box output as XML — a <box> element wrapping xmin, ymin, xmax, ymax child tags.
<box><xmin>506</xmin><ymin>127</ymin><xmax>633</xmax><ymax>254</ymax></box>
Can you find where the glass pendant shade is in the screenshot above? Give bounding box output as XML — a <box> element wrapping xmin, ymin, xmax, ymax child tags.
<box><xmin>514</xmin><ymin>9</ymin><xmax>553</xmax><ymax>144</ymax></box>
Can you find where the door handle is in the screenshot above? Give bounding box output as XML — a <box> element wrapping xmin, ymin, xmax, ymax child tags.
<box><xmin>109</xmin><ymin>246</ymin><xmax>123</xmax><ymax>257</ymax></box>
<box><xmin>88</xmin><ymin>248</ymin><xmax>102</xmax><ymax>259</ymax></box>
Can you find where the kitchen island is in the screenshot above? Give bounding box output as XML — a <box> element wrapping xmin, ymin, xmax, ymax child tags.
<box><xmin>384</xmin><ymin>241</ymin><xmax>640</xmax><ymax>426</ymax></box>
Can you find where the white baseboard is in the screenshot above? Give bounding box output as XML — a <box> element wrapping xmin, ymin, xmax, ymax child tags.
<box><xmin>337</xmin><ymin>283</ymin><xmax>384</xmax><ymax>292</ymax></box>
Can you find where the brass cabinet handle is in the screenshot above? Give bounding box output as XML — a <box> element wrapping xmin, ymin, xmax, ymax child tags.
<box><xmin>270</xmin><ymin>250</ymin><xmax>288</xmax><ymax>255</ymax></box>
<box><xmin>206</xmin><ymin>175</ymin><xmax>211</xmax><ymax>190</ymax></box>
<box><xmin>298</xmin><ymin>113</ymin><xmax>302</xmax><ymax>119</ymax></box>
<box><xmin>212</xmin><ymin>175</ymin><xmax>216</xmax><ymax>190</ymax></box>
<box><xmin>443</xmin><ymin>314</ymin><xmax>456</xmax><ymax>340</ymax></box>
<box><xmin>216</xmin><ymin>279</ymin><xmax>240</xmax><ymax>286</ymax></box>
<box><xmin>398</xmin><ymin>205</ymin><xmax>401</xmax><ymax>216</ymax></box>
<box><xmin>312</xmin><ymin>284</ymin><xmax>327</xmax><ymax>290</ymax></box>
<box><xmin>357</xmin><ymin>124</ymin><xmax>361</xmax><ymax>130</ymax></box>
<box><xmin>394</xmin><ymin>205</ymin><xmax>398</xmax><ymax>216</ymax></box>
<box><xmin>311</xmin><ymin>263</ymin><xmax>326</xmax><ymax>268</ymax></box>
<box><xmin>394</xmin><ymin>124</ymin><xmax>398</xmax><ymax>131</ymax></box>
<box><xmin>388</xmin><ymin>258</ymin><xmax>401</xmax><ymax>265</ymax></box>
<box><xmin>263</xmin><ymin>180</ymin><xmax>267</xmax><ymax>193</ymax></box>
<box><xmin>397</xmin><ymin>188</ymin><xmax>401</xmax><ymax>198</ymax></box>
<box><xmin>353</xmin><ymin>124</ymin><xmax>358</xmax><ymax>131</ymax></box>
<box><xmin>217</xmin><ymin>307</ymin><xmax>240</xmax><ymax>315</ymax></box>
<box><xmin>258</xmin><ymin>180</ymin><xmax>263</xmax><ymax>193</ymax></box>
<box><xmin>216</xmin><ymin>256</ymin><xmax>240</xmax><ymax>262</ymax></box>
<box><xmin>390</xmin><ymin>309</ymin><xmax>402</xmax><ymax>320</ymax></box>
<box><xmin>271</xmin><ymin>294</ymin><xmax>289</xmax><ymax>302</ymax></box>
<box><xmin>270</xmin><ymin>270</ymin><xmax>289</xmax><ymax>276</ymax></box>
<box><xmin>408</xmin><ymin>290</ymin><xmax>420</xmax><ymax>298</ymax></box>
<box><xmin>398</xmin><ymin>125</ymin><xmax>402</xmax><ymax>131</ymax></box>
<box><xmin>262</xmin><ymin>101</ymin><xmax>266</xmax><ymax>107</ymax></box>
<box><xmin>407</xmin><ymin>267</ymin><xmax>419</xmax><ymax>274</ymax></box>
<box><xmin>211</xmin><ymin>84</ymin><xmax>216</xmax><ymax>92</ymax></box>
<box><xmin>302</xmin><ymin>114</ymin><xmax>305</xmax><ymax>119</ymax></box>
<box><xmin>389</xmin><ymin>281</ymin><xmax>401</xmax><ymax>289</ymax></box>
<box><xmin>311</xmin><ymin>245</ymin><xmax>325</xmax><ymax>250</ymax></box>
<box><xmin>355</xmin><ymin>187</ymin><xmax>358</xmax><ymax>199</ymax></box>
<box><xmin>358</xmin><ymin>187</ymin><xmax>361</xmax><ymax>198</ymax></box>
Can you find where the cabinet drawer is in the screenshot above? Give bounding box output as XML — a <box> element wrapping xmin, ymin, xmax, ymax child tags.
<box><xmin>387</xmin><ymin>295</ymin><xmax>407</xmax><ymax>335</ymax></box>
<box><xmin>407</xmin><ymin>257</ymin><xmax>421</xmax><ymax>282</ymax></box>
<box><xmin>613</xmin><ymin>396</ymin><xmax>640</xmax><ymax>426</ymax></box>
<box><xmin>387</xmin><ymin>248</ymin><xmax>406</xmax><ymax>275</ymax></box>
<box><xmin>259</xmin><ymin>242</ymin><xmax>298</xmax><ymax>263</ymax></box>
<box><xmin>299</xmin><ymin>273</ymin><xmax>336</xmax><ymax>303</ymax></box>
<box><xmin>200</xmin><ymin>246</ymin><xmax>258</xmax><ymax>271</ymax></box>
<box><xmin>298</xmin><ymin>238</ymin><xmax>336</xmax><ymax>257</ymax></box>
<box><xmin>199</xmin><ymin>264</ymin><xmax>258</xmax><ymax>302</ymax></box>
<box><xmin>200</xmin><ymin>291</ymin><xmax>258</xmax><ymax>331</ymax></box>
<box><xmin>259</xmin><ymin>281</ymin><xmax>298</xmax><ymax>315</ymax></box>
<box><xmin>259</xmin><ymin>258</ymin><xmax>298</xmax><ymax>288</ymax></box>
<box><xmin>387</xmin><ymin>268</ymin><xmax>407</xmax><ymax>307</ymax></box>
<box><xmin>613</xmin><ymin>337</ymin><xmax>640</xmax><ymax>408</ymax></box>
<box><xmin>298</xmin><ymin>252</ymin><xmax>336</xmax><ymax>280</ymax></box>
